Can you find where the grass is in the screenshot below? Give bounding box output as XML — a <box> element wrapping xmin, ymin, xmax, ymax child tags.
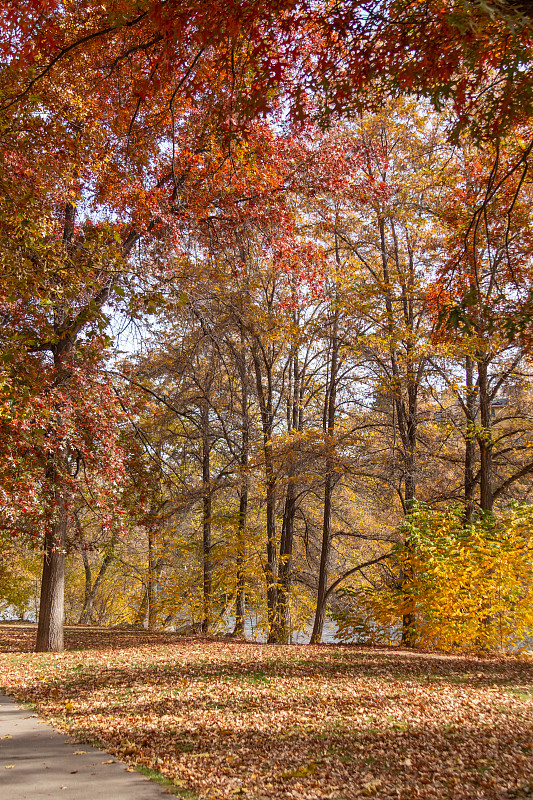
<box><xmin>135</xmin><ymin>764</ymin><xmax>199</xmax><ymax>798</ymax></box>
<box><xmin>1</xmin><ymin>623</ymin><xmax>533</xmax><ymax>799</ymax></box>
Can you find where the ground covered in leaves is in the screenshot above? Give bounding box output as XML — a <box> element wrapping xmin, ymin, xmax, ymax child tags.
<box><xmin>1</xmin><ymin>625</ymin><xmax>533</xmax><ymax>800</ymax></box>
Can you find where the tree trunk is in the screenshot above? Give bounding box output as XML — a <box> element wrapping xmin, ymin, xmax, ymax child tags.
<box><xmin>251</xmin><ymin>339</ymin><xmax>278</xmax><ymax>642</ymax></box>
<box><xmin>234</xmin><ymin>344</ymin><xmax>249</xmax><ymax>637</ymax></box>
<box><xmin>278</xmin><ymin>479</ymin><xmax>295</xmax><ymax>643</ymax></box>
<box><xmin>264</xmin><ymin>463</ymin><xmax>278</xmax><ymax>642</ymax></box>
<box><xmin>201</xmin><ymin>399</ymin><xmax>213</xmax><ymax>633</ymax></box>
<box><xmin>35</xmin><ymin>202</ymin><xmax>77</xmax><ymax>653</ymax></box>
<box><xmin>277</xmin><ymin>332</ymin><xmax>301</xmax><ymax>643</ymax></box>
<box><xmin>310</xmin><ymin>470</ymin><xmax>334</xmax><ymax>644</ymax></box>
<box><xmin>78</xmin><ymin>522</ymin><xmax>117</xmax><ymax>625</ymax></box>
<box><xmin>310</xmin><ymin>303</ymin><xmax>339</xmax><ymax>645</ymax></box>
<box><xmin>234</xmin><ymin>489</ymin><xmax>247</xmax><ymax>636</ymax></box>
<box><xmin>477</xmin><ymin>355</ymin><xmax>493</xmax><ymax>512</ymax></box>
<box><xmin>381</xmin><ymin>216</ymin><xmax>419</xmax><ymax>647</ymax></box>
<box><xmin>135</xmin><ymin>589</ymin><xmax>148</xmax><ymax>627</ymax></box>
<box><xmin>400</xmin><ymin>374</ymin><xmax>418</xmax><ymax>647</ymax></box>
<box><xmin>476</xmin><ymin>353</ymin><xmax>496</xmax><ymax>643</ymax></box>
<box><xmin>464</xmin><ymin>355</ymin><xmax>477</xmax><ymax>523</ymax></box>
<box><xmin>147</xmin><ymin>525</ymin><xmax>159</xmax><ymax>630</ymax></box>
<box><xmin>79</xmin><ymin>550</ymin><xmax>115</xmax><ymax>625</ymax></box>
<box><xmin>80</xmin><ymin>542</ymin><xmax>92</xmax><ymax>624</ymax></box>
<box><xmin>36</xmin><ymin>499</ymin><xmax>67</xmax><ymax>652</ymax></box>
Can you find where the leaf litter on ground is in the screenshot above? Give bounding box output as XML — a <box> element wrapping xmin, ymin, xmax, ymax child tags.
<box><xmin>1</xmin><ymin>624</ymin><xmax>533</xmax><ymax>799</ymax></box>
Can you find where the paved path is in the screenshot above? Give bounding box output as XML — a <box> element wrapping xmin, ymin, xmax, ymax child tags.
<box><xmin>0</xmin><ymin>695</ymin><xmax>171</xmax><ymax>799</ymax></box>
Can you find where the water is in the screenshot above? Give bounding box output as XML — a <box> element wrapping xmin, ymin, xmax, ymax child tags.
<box><xmin>223</xmin><ymin>615</ymin><xmax>339</xmax><ymax>644</ymax></box>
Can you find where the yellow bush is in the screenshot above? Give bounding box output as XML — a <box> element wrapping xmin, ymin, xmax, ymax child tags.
<box><xmin>336</xmin><ymin>503</ymin><xmax>533</xmax><ymax>652</ymax></box>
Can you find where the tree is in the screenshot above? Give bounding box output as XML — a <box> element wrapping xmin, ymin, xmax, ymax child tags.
<box><xmin>0</xmin><ymin>1</ymin><xmax>278</xmax><ymax>650</ymax></box>
<box><xmin>4</xmin><ymin>0</ymin><xmax>533</xmax><ymax>140</ymax></box>
<box><xmin>430</xmin><ymin>132</ymin><xmax>533</xmax><ymax>515</ymax></box>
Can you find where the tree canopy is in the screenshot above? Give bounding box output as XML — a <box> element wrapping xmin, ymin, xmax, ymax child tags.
<box><xmin>2</xmin><ymin>0</ymin><xmax>533</xmax><ymax>652</ymax></box>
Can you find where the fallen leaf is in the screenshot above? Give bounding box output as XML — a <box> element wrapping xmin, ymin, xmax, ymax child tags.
<box><xmin>282</xmin><ymin>762</ymin><xmax>317</xmax><ymax>779</ymax></box>
<box><xmin>362</xmin><ymin>779</ymin><xmax>382</xmax><ymax>796</ymax></box>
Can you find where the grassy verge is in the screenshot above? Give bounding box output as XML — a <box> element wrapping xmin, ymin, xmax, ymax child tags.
<box><xmin>1</xmin><ymin>624</ymin><xmax>533</xmax><ymax>799</ymax></box>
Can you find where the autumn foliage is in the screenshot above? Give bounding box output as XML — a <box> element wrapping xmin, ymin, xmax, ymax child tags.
<box><xmin>336</xmin><ymin>503</ymin><xmax>533</xmax><ymax>651</ymax></box>
<box><xmin>2</xmin><ymin>0</ymin><xmax>533</xmax><ymax>660</ymax></box>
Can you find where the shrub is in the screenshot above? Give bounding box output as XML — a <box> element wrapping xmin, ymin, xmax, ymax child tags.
<box><xmin>334</xmin><ymin>503</ymin><xmax>533</xmax><ymax>652</ymax></box>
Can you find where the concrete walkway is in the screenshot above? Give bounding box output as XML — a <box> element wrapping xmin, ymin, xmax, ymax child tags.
<box><xmin>0</xmin><ymin>695</ymin><xmax>171</xmax><ymax>799</ymax></box>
